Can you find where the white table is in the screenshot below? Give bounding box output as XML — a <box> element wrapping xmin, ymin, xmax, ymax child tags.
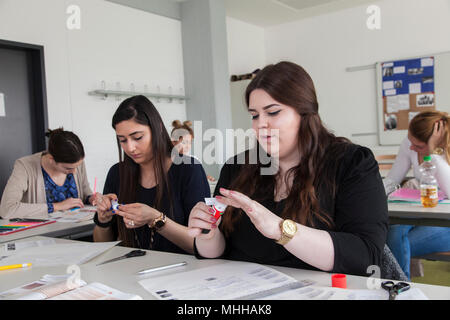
<box><xmin>0</xmin><ymin>219</ymin><xmax>94</xmax><ymax>244</ymax></box>
<box><xmin>1</xmin><ymin>236</ymin><xmax>449</xmax><ymax>300</ymax></box>
<box><xmin>388</xmin><ymin>202</ymin><xmax>450</xmax><ymax>227</ymax></box>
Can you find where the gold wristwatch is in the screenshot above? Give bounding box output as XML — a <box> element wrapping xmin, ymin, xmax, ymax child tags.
<box><xmin>275</xmin><ymin>219</ymin><xmax>298</xmax><ymax>245</ymax></box>
<box><xmin>149</xmin><ymin>213</ymin><xmax>166</xmax><ymax>230</ymax></box>
<box><xmin>432</xmin><ymin>147</ymin><xmax>444</xmax><ymax>155</ymax></box>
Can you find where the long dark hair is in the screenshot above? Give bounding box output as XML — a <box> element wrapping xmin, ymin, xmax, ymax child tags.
<box><xmin>112</xmin><ymin>95</ymin><xmax>174</xmax><ymax>247</ymax></box>
<box><xmin>45</xmin><ymin>128</ymin><xmax>85</xmax><ymax>163</ymax></box>
<box><xmin>220</xmin><ymin>61</ymin><xmax>351</xmax><ymax>236</ymax></box>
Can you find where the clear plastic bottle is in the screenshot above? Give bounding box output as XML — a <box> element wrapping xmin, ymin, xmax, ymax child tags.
<box><xmin>419</xmin><ymin>155</ymin><xmax>438</xmax><ymax>208</ymax></box>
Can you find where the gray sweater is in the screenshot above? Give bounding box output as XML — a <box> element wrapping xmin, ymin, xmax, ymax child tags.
<box><xmin>0</xmin><ymin>152</ymin><xmax>92</xmax><ymax>219</ymax></box>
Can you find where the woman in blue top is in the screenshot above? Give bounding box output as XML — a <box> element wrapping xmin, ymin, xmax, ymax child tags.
<box><xmin>93</xmin><ymin>95</ymin><xmax>210</xmax><ymax>254</ymax></box>
<box><xmin>0</xmin><ymin>128</ymin><xmax>95</xmax><ymax>219</ymax></box>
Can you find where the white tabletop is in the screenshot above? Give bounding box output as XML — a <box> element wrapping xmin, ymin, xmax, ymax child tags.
<box><xmin>388</xmin><ymin>202</ymin><xmax>450</xmax><ymax>227</ymax></box>
<box><xmin>0</xmin><ymin>219</ymin><xmax>94</xmax><ymax>244</ymax></box>
<box><xmin>1</xmin><ymin>236</ymin><xmax>449</xmax><ymax>300</ymax></box>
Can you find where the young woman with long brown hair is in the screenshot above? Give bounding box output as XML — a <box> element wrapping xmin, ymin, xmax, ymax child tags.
<box><xmin>188</xmin><ymin>61</ymin><xmax>389</xmax><ymax>276</ymax></box>
<box><xmin>384</xmin><ymin>111</ymin><xmax>450</xmax><ymax>279</ymax></box>
<box><xmin>93</xmin><ymin>95</ymin><xmax>210</xmax><ymax>254</ymax></box>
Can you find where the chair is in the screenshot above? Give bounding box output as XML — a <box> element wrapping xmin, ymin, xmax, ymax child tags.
<box><xmin>375</xmin><ymin>154</ymin><xmax>397</xmax><ymax>171</ymax></box>
<box><xmin>381</xmin><ymin>244</ymin><xmax>409</xmax><ymax>281</ymax></box>
<box><xmin>416</xmin><ymin>251</ymin><xmax>450</xmax><ymax>262</ymax></box>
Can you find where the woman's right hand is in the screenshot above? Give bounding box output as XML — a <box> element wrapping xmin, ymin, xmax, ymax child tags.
<box><xmin>428</xmin><ymin>120</ymin><xmax>445</xmax><ymax>152</ymax></box>
<box><xmin>53</xmin><ymin>198</ymin><xmax>84</xmax><ymax>212</ymax></box>
<box><xmin>188</xmin><ymin>202</ymin><xmax>221</xmax><ymax>240</ymax></box>
<box><xmin>96</xmin><ymin>193</ymin><xmax>118</xmax><ymax>223</ymax></box>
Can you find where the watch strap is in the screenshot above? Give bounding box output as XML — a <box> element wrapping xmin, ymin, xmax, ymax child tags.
<box><xmin>149</xmin><ymin>213</ymin><xmax>166</xmax><ymax>230</ymax></box>
<box><xmin>94</xmin><ymin>212</ymin><xmax>113</xmax><ymax>228</ymax></box>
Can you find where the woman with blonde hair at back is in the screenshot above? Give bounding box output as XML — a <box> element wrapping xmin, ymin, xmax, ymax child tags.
<box><xmin>384</xmin><ymin>110</ymin><xmax>450</xmax><ymax>279</ymax></box>
<box><xmin>171</xmin><ymin>120</ymin><xmax>216</xmax><ymax>182</ymax></box>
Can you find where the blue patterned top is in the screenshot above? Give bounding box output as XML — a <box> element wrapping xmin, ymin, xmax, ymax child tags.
<box><xmin>42</xmin><ymin>168</ymin><xmax>79</xmax><ymax>213</ymax></box>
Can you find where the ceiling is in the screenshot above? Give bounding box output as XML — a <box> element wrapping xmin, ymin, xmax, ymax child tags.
<box><xmin>109</xmin><ymin>0</ymin><xmax>377</xmax><ymax>27</ymax></box>
<box><xmin>182</xmin><ymin>0</ymin><xmax>376</xmax><ymax>27</ymax></box>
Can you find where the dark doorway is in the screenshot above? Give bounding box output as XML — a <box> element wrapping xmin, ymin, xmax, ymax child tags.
<box><xmin>0</xmin><ymin>39</ymin><xmax>48</xmax><ymax>199</ymax></box>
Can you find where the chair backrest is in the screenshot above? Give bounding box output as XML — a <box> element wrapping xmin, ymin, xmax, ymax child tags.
<box><xmin>375</xmin><ymin>154</ymin><xmax>397</xmax><ymax>171</ymax></box>
<box><xmin>381</xmin><ymin>244</ymin><xmax>409</xmax><ymax>281</ymax></box>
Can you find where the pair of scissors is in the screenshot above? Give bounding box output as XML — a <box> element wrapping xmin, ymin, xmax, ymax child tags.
<box><xmin>96</xmin><ymin>249</ymin><xmax>146</xmax><ymax>266</ymax></box>
<box><xmin>381</xmin><ymin>281</ymin><xmax>411</xmax><ymax>300</ymax></box>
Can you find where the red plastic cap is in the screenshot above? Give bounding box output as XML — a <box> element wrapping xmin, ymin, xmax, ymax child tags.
<box><xmin>331</xmin><ymin>274</ymin><xmax>347</xmax><ymax>289</ymax></box>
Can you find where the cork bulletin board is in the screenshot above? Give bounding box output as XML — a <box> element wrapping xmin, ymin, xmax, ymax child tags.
<box><xmin>376</xmin><ymin>52</ymin><xmax>450</xmax><ymax>145</ymax></box>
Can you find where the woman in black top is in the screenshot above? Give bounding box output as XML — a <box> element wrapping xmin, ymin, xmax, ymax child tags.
<box><xmin>188</xmin><ymin>61</ymin><xmax>388</xmax><ymax>276</ymax></box>
<box><xmin>93</xmin><ymin>95</ymin><xmax>210</xmax><ymax>254</ymax></box>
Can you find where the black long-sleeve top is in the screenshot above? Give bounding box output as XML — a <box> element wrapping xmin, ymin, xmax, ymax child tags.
<box><xmin>207</xmin><ymin>144</ymin><xmax>388</xmax><ymax>277</ymax></box>
<box><xmin>103</xmin><ymin>155</ymin><xmax>210</xmax><ymax>254</ymax></box>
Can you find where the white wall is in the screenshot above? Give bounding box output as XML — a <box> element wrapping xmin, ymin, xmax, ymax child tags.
<box><xmin>263</xmin><ymin>0</ymin><xmax>450</xmax><ymax>155</ymax></box>
<box><xmin>226</xmin><ymin>16</ymin><xmax>266</xmax><ymax>76</ymax></box>
<box><xmin>0</xmin><ymin>0</ymin><xmax>186</xmax><ymax>192</ymax></box>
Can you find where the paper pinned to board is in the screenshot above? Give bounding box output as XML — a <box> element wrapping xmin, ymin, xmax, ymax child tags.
<box><xmin>0</xmin><ymin>93</ymin><xmax>5</xmax><ymax>117</ymax></box>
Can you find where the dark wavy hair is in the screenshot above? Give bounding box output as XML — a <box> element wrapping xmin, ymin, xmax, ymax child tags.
<box><xmin>220</xmin><ymin>61</ymin><xmax>351</xmax><ymax>236</ymax></box>
<box><xmin>112</xmin><ymin>95</ymin><xmax>174</xmax><ymax>247</ymax></box>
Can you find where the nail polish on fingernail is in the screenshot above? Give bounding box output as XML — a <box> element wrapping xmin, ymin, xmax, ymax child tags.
<box><xmin>112</xmin><ymin>210</ymin><xmax>115</xmax><ymax>214</ymax></box>
<box><xmin>209</xmin><ymin>208</ymin><xmax>215</xmax><ymax>214</ymax></box>
<box><xmin>211</xmin><ymin>224</ymin><xmax>217</xmax><ymax>229</ymax></box>
<box><xmin>210</xmin><ymin>217</ymin><xmax>217</xmax><ymax>222</ymax></box>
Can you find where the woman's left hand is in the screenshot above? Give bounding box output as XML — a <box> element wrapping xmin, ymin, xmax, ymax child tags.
<box><xmin>428</xmin><ymin>120</ymin><xmax>445</xmax><ymax>152</ymax></box>
<box><xmin>115</xmin><ymin>203</ymin><xmax>162</xmax><ymax>229</ymax></box>
<box><xmin>217</xmin><ymin>188</ymin><xmax>282</xmax><ymax>240</ymax></box>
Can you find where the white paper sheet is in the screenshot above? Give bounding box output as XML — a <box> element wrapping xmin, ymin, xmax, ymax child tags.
<box><xmin>386</xmin><ymin>94</ymin><xmax>410</xmax><ymax>113</ymax></box>
<box><xmin>385</xmin><ymin>89</ymin><xmax>396</xmax><ymax>96</ymax></box>
<box><xmin>421</xmin><ymin>57</ymin><xmax>434</xmax><ymax>67</ymax></box>
<box><xmin>0</xmin><ymin>274</ymin><xmax>142</xmax><ymax>300</ymax></box>
<box><xmin>409</xmin><ymin>82</ymin><xmax>422</xmax><ymax>94</ymax></box>
<box><xmin>49</xmin><ymin>206</ymin><xmax>96</xmax><ymax>223</ymax></box>
<box><xmin>260</xmin><ymin>285</ymin><xmax>428</xmax><ymax>300</ymax></box>
<box><xmin>0</xmin><ymin>241</ymin><xmax>120</xmax><ymax>267</ymax></box>
<box><xmin>383</xmin><ymin>81</ymin><xmax>394</xmax><ymax>90</ymax></box>
<box><xmin>394</xmin><ymin>66</ymin><xmax>405</xmax><ymax>74</ymax></box>
<box><xmin>139</xmin><ymin>261</ymin><xmax>314</xmax><ymax>300</ymax></box>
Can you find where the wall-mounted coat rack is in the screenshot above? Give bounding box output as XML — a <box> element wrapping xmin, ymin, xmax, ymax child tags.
<box><xmin>88</xmin><ymin>81</ymin><xmax>187</xmax><ymax>103</ymax></box>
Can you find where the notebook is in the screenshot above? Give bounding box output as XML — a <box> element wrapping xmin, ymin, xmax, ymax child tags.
<box><xmin>0</xmin><ymin>220</ymin><xmax>56</xmax><ymax>236</ymax></box>
<box><xmin>388</xmin><ymin>188</ymin><xmax>446</xmax><ymax>203</ymax></box>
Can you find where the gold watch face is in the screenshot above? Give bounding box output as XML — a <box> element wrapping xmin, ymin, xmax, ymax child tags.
<box><xmin>283</xmin><ymin>220</ymin><xmax>297</xmax><ymax>237</ymax></box>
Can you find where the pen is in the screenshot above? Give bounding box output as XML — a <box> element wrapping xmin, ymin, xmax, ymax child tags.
<box><xmin>136</xmin><ymin>261</ymin><xmax>187</xmax><ymax>275</ymax></box>
<box><xmin>70</xmin><ymin>207</ymin><xmax>80</xmax><ymax>211</ymax></box>
<box><xmin>0</xmin><ymin>263</ymin><xmax>32</xmax><ymax>271</ymax></box>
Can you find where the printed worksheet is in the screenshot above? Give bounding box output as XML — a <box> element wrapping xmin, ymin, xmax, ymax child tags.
<box><xmin>139</xmin><ymin>261</ymin><xmax>314</xmax><ymax>300</ymax></box>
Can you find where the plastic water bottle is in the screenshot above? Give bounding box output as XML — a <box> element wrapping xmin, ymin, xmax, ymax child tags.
<box><xmin>419</xmin><ymin>155</ymin><xmax>438</xmax><ymax>208</ymax></box>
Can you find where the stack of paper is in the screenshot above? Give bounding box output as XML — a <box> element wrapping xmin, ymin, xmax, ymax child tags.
<box><xmin>0</xmin><ymin>274</ymin><xmax>142</xmax><ymax>300</ymax></box>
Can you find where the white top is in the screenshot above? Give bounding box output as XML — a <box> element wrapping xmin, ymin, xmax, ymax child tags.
<box><xmin>386</xmin><ymin>137</ymin><xmax>450</xmax><ymax>198</ymax></box>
